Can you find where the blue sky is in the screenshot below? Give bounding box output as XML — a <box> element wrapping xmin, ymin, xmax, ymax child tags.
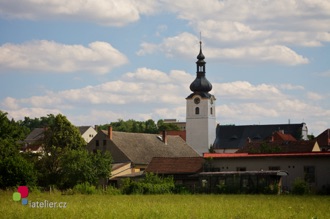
<box><xmin>0</xmin><ymin>0</ymin><xmax>329</xmax><ymax>136</ymax></box>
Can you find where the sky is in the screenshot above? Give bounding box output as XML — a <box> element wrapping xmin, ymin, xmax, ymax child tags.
<box><xmin>0</xmin><ymin>0</ymin><xmax>329</xmax><ymax>136</ymax></box>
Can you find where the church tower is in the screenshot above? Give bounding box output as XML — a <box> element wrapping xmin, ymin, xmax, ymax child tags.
<box><xmin>186</xmin><ymin>41</ymin><xmax>216</xmax><ymax>155</ymax></box>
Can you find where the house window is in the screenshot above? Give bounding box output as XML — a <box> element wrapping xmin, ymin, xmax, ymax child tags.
<box><xmin>269</xmin><ymin>166</ymin><xmax>280</xmax><ymax>170</ymax></box>
<box><xmin>96</xmin><ymin>140</ymin><xmax>99</xmax><ymax>147</ymax></box>
<box><xmin>236</xmin><ymin>167</ymin><xmax>246</xmax><ymax>171</ymax></box>
<box><xmin>103</xmin><ymin>140</ymin><xmax>106</xmax><ymax>146</ymax></box>
<box><xmin>195</xmin><ymin>107</ymin><xmax>200</xmax><ymax>115</ymax></box>
<box><xmin>304</xmin><ymin>166</ymin><xmax>315</xmax><ymax>183</ymax></box>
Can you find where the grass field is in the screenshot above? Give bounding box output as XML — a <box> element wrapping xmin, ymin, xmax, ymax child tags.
<box><xmin>1</xmin><ymin>191</ymin><xmax>329</xmax><ymax>219</ymax></box>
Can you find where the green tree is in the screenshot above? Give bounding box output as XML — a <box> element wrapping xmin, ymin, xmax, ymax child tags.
<box><xmin>59</xmin><ymin>149</ymin><xmax>112</xmax><ymax>189</ymax></box>
<box><xmin>19</xmin><ymin>114</ymin><xmax>55</xmax><ymax>131</ymax></box>
<box><xmin>145</xmin><ymin>119</ymin><xmax>158</xmax><ymax>133</ymax></box>
<box><xmin>37</xmin><ymin>114</ymin><xmax>86</xmax><ymax>187</ymax></box>
<box><xmin>157</xmin><ymin>119</ymin><xmax>180</xmax><ymax>131</ymax></box>
<box><xmin>0</xmin><ymin>111</ymin><xmax>37</xmax><ymax>188</ymax></box>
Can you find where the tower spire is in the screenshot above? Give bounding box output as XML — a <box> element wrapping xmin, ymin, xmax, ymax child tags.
<box><xmin>189</xmin><ymin>40</ymin><xmax>212</xmax><ymax>94</ymax></box>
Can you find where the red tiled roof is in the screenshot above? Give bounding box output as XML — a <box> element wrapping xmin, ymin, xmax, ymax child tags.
<box><xmin>316</xmin><ymin>129</ymin><xmax>330</xmax><ymax>147</ymax></box>
<box><xmin>273</xmin><ymin>131</ymin><xmax>296</xmax><ymax>142</ymax></box>
<box><xmin>166</xmin><ymin>130</ymin><xmax>186</xmax><ymax>141</ymax></box>
<box><xmin>145</xmin><ymin>157</ymin><xmax>204</xmax><ymax>174</ymax></box>
<box><xmin>203</xmin><ymin>152</ymin><xmax>330</xmax><ymax>158</ymax></box>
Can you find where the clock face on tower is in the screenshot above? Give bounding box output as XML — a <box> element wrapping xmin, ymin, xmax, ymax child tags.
<box><xmin>194</xmin><ymin>97</ymin><xmax>200</xmax><ymax>104</ymax></box>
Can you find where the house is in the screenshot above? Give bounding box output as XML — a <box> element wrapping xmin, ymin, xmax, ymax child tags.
<box><xmin>166</xmin><ymin>130</ymin><xmax>186</xmax><ymax>141</ymax></box>
<box><xmin>21</xmin><ymin>128</ymin><xmax>45</xmax><ymax>154</ymax></box>
<box><xmin>163</xmin><ymin>119</ymin><xmax>186</xmax><ymax>131</ymax></box>
<box><xmin>213</xmin><ymin>123</ymin><xmax>308</xmax><ymax>153</ymax></box>
<box><xmin>203</xmin><ymin>152</ymin><xmax>330</xmax><ymax>193</ymax></box>
<box><xmin>77</xmin><ymin>126</ymin><xmax>97</xmax><ymax>143</ymax></box>
<box><xmin>145</xmin><ymin>157</ymin><xmax>204</xmax><ymax>191</ymax></box>
<box><xmin>316</xmin><ymin>129</ymin><xmax>330</xmax><ymax>151</ymax></box>
<box><xmin>86</xmin><ymin>127</ymin><xmax>200</xmax><ymax>180</ymax></box>
<box><xmin>21</xmin><ymin>126</ymin><xmax>95</xmax><ymax>153</ymax></box>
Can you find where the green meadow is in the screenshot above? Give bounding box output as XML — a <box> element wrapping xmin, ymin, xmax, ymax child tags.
<box><xmin>1</xmin><ymin>191</ymin><xmax>329</xmax><ymax>219</ymax></box>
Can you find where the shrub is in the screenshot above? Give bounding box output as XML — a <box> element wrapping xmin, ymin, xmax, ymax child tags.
<box><xmin>102</xmin><ymin>185</ymin><xmax>121</xmax><ymax>195</ymax></box>
<box><xmin>73</xmin><ymin>182</ymin><xmax>96</xmax><ymax>195</ymax></box>
<box><xmin>291</xmin><ymin>178</ymin><xmax>310</xmax><ymax>195</ymax></box>
<box><xmin>174</xmin><ymin>184</ymin><xmax>191</xmax><ymax>194</ymax></box>
<box><xmin>121</xmin><ymin>173</ymin><xmax>175</xmax><ymax>195</ymax></box>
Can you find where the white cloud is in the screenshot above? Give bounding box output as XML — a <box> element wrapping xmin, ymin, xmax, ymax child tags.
<box><xmin>2</xmin><ymin>67</ymin><xmax>329</xmax><ymax>135</ymax></box>
<box><xmin>0</xmin><ymin>0</ymin><xmax>160</xmax><ymax>26</ymax></box>
<box><xmin>138</xmin><ymin>32</ymin><xmax>309</xmax><ymax>65</ymax></box>
<box><xmin>135</xmin><ymin>0</ymin><xmax>330</xmax><ymax>65</ymax></box>
<box><xmin>2</xmin><ymin>68</ymin><xmax>192</xmax><ymax>112</ymax></box>
<box><xmin>3</xmin><ymin>97</ymin><xmax>20</xmax><ymax>110</ymax></box>
<box><xmin>213</xmin><ymin>81</ymin><xmax>283</xmax><ymax>100</ymax></box>
<box><xmin>0</xmin><ymin>40</ymin><xmax>128</xmax><ymax>74</ymax></box>
<box><xmin>319</xmin><ymin>70</ymin><xmax>330</xmax><ymax>77</ymax></box>
<box><xmin>6</xmin><ymin>107</ymin><xmax>62</xmax><ymax>121</ymax></box>
<box><xmin>276</xmin><ymin>84</ymin><xmax>305</xmax><ymax>90</ymax></box>
<box><xmin>307</xmin><ymin>92</ymin><xmax>324</xmax><ymax>100</ymax></box>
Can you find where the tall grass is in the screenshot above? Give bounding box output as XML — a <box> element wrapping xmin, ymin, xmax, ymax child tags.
<box><xmin>1</xmin><ymin>190</ymin><xmax>329</xmax><ymax>218</ymax></box>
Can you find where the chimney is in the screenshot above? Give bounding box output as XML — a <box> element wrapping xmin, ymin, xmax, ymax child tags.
<box><xmin>270</xmin><ymin>135</ymin><xmax>274</xmax><ymax>142</ymax></box>
<box><xmin>108</xmin><ymin>126</ymin><xmax>113</xmax><ymax>140</ymax></box>
<box><xmin>162</xmin><ymin>130</ymin><xmax>168</xmax><ymax>145</ymax></box>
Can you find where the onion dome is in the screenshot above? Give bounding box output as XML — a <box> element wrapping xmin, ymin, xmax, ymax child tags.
<box><xmin>189</xmin><ymin>41</ymin><xmax>212</xmax><ymax>93</ymax></box>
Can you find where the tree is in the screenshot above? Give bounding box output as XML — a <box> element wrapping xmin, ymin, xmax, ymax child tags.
<box><xmin>37</xmin><ymin>114</ymin><xmax>86</xmax><ymax>187</ymax></box>
<box><xmin>157</xmin><ymin>119</ymin><xmax>180</xmax><ymax>131</ymax></box>
<box><xmin>19</xmin><ymin>114</ymin><xmax>55</xmax><ymax>131</ymax></box>
<box><xmin>145</xmin><ymin>119</ymin><xmax>158</xmax><ymax>133</ymax></box>
<box><xmin>100</xmin><ymin>119</ymin><xmax>180</xmax><ymax>133</ymax></box>
<box><xmin>0</xmin><ymin>111</ymin><xmax>37</xmax><ymax>188</ymax></box>
<box><xmin>59</xmin><ymin>149</ymin><xmax>112</xmax><ymax>189</ymax></box>
<box><xmin>37</xmin><ymin>114</ymin><xmax>112</xmax><ymax>189</ymax></box>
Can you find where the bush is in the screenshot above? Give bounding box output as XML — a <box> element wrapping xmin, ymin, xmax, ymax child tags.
<box><xmin>101</xmin><ymin>185</ymin><xmax>121</xmax><ymax>195</ymax></box>
<box><xmin>292</xmin><ymin>178</ymin><xmax>310</xmax><ymax>195</ymax></box>
<box><xmin>73</xmin><ymin>182</ymin><xmax>96</xmax><ymax>195</ymax></box>
<box><xmin>121</xmin><ymin>173</ymin><xmax>175</xmax><ymax>195</ymax></box>
<box><xmin>174</xmin><ymin>184</ymin><xmax>191</xmax><ymax>194</ymax></box>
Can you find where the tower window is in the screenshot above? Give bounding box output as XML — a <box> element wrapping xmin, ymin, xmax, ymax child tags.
<box><xmin>210</xmin><ymin>107</ymin><xmax>213</xmax><ymax>115</ymax></box>
<box><xmin>195</xmin><ymin>107</ymin><xmax>200</xmax><ymax>115</ymax></box>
